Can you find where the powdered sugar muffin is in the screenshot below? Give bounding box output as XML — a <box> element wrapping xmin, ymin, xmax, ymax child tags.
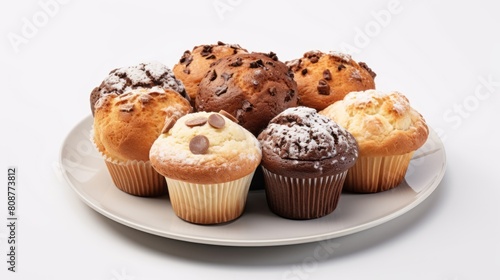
<box><xmin>92</xmin><ymin>62</ymin><xmax>192</xmax><ymax>196</ymax></box>
<box><xmin>258</xmin><ymin>107</ymin><xmax>358</xmax><ymax>219</ymax></box>
<box><xmin>150</xmin><ymin>111</ymin><xmax>261</xmax><ymax>224</ymax></box>
<box><xmin>320</xmin><ymin>90</ymin><xmax>428</xmax><ymax>193</ymax></box>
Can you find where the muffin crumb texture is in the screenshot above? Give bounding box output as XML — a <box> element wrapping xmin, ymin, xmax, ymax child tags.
<box><xmin>91</xmin><ymin>62</ymin><xmax>189</xmax><ymax>114</ymax></box>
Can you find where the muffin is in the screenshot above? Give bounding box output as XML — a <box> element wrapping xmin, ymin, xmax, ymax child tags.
<box><xmin>173</xmin><ymin>41</ymin><xmax>248</xmax><ymax>104</ymax></box>
<box><xmin>90</xmin><ymin>61</ymin><xmax>190</xmax><ymax>115</ymax></box>
<box><xmin>320</xmin><ymin>90</ymin><xmax>429</xmax><ymax>193</ymax></box>
<box><xmin>150</xmin><ymin>111</ymin><xmax>262</xmax><ymax>224</ymax></box>
<box><xmin>286</xmin><ymin>50</ymin><xmax>376</xmax><ymax>111</ymax></box>
<box><xmin>258</xmin><ymin>107</ymin><xmax>358</xmax><ymax>220</ymax></box>
<box><xmin>195</xmin><ymin>52</ymin><xmax>299</xmax><ymax>136</ymax></box>
<box><xmin>92</xmin><ymin>62</ymin><xmax>192</xmax><ymax>196</ymax></box>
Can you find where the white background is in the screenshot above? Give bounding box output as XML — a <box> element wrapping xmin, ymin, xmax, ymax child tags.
<box><xmin>1</xmin><ymin>0</ymin><xmax>499</xmax><ymax>279</ymax></box>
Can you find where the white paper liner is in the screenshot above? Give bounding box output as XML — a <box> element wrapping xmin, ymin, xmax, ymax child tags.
<box><xmin>165</xmin><ymin>171</ymin><xmax>255</xmax><ymax>224</ymax></box>
<box><xmin>261</xmin><ymin>167</ymin><xmax>347</xmax><ymax>220</ymax></box>
<box><xmin>344</xmin><ymin>152</ymin><xmax>414</xmax><ymax>193</ymax></box>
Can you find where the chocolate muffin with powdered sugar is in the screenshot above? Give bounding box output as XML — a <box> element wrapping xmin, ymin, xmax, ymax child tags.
<box><xmin>257</xmin><ymin>106</ymin><xmax>358</xmax><ymax>220</ymax></box>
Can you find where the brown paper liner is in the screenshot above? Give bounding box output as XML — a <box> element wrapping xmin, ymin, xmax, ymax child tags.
<box><xmin>343</xmin><ymin>152</ymin><xmax>414</xmax><ymax>193</ymax></box>
<box><xmin>261</xmin><ymin>167</ymin><xmax>348</xmax><ymax>220</ymax></box>
<box><xmin>165</xmin><ymin>172</ymin><xmax>254</xmax><ymax>225</ymax></box>
<box><xmin>104</xmin><ymin>159</ymin><xmax>167</xmax><ymax>197</ymax></box>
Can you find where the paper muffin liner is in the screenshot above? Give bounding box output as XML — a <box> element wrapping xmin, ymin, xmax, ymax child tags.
<box><xmin>91</xmin><ymin>130</ymin><xmax>167</xmax><ymax>197</ymax></box>
<box><xmin>261</xmin><ymin>167</ymin><xmax>348</xmax><ymax>220</ymax></box>
<box><xmin>103</xmin><ymin>159</ymin><xmax>167</xmax><ymax>197</ymax></box>
<box><xmin>165</xmin><ymin>171</ymin><xmax>255</xmax><ymax>225</ymax></box>
<box><xmin>343</xmin><ymin>152</ymin><xmax>414</xmax><ymax>193</ymax></box>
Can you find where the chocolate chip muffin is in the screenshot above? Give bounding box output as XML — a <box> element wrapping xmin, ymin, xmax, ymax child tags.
<box><xmin>195</xmin><ymin>52</ymin><xmax>299</xmax><ymax>136</ymax></box>
<box><xmin>173</xmin><ymin>41</ymin><xmax>248</xmax><ymax>104</ymax></box>
<box><xmin>258</xmin><ymin>106</ymin><xmax>358</xmax><ymax>219</ymax></box>
<box><xmin>286</xmin><ymin>50</ymin><xmax>376</xmax><ymax>111</ymax></box>
<box><xmin>90</xmin><ymin>61</ymin><xmax>189</xmax><ymax>115</ymax></box>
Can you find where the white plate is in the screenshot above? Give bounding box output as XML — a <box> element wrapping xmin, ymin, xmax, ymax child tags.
<box><xmin>60</xmin><ymin>115</ymin><xmax>446</xmax><ymax>247</ymax></box>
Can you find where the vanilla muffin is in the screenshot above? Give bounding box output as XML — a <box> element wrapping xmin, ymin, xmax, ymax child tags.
<box><xmin>258</xmin><ymin>107</ymin><xmax>358</xmax><ymax>219</ymax></box>
<box><xmin>173</xmin><ymin>41</ymin><xmax>248</xmax><ymax>104</ymax></box>
<box><xmin>195</xmin><ymin>52</ymin><xmax>298</xmax><ymax>136</ymax></box>
<box><xmin>92</xmin><ymin>62</ymin><xmax>192</xmax><ymax>196</ymax></box>
<box><xmin>286</xmin><ymin>50</ymin><xmax>376</xmax><ymax>111</ymax></box>
<box><xmin>90</xmin><ymin>61</ymin><xmax>189</xmax><ymax>115</ymax></box>
<box><xmin>150</xmin><ymin>111</ymin><xmax>261</xmax><ymax>224</ymax></box>
<box><xmin>320</xmin><ymin>90</ymin><xmax>428</xmax><ymax>193</ymax></box>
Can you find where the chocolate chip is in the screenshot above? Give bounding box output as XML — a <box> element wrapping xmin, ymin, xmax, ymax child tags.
<box><xmin>337</xmin><ymin>64</ymin><xmax>346</xmax><ymax>71</ymax></box>
<box><xmin>183</xmin><ymin>69</ymin><xmax>190</xmax><ymax>74</ymax></box>
<box><xmin>200</xmin><ymin>45</ymin><xmax>213</xmax><ymax>57</ymax></box>
<box><xmin>323</xmin><ymin>69</ymin><xmax>332</xmax><ymax>80</ymax></box>
<box><xmin>229</xmin><ymin>57</ymin><xmax>243</xmax><ymax>67</ymax></box>
<box><xmin>284</xmin><ymin>89</ymin><xmax>295</xmax><ymax>102</ymax></box>
<box><xmin>215</xmin><ymin>85</ymin><xmax>228</xmax><ymax>96</ymax></box>
<box><xmin>206</xmin><ymin>54</ymin><xmax>216</xmax><ymax>60</ymax></box>
<box><xmin>317</xmin><ymin>79</ymin><xmax>330</xmax><ymax>95</ymax></box>
<box><xmin>119</xmin><ymin>104</ymin><xmax>134</xmax><ymax>112</ymax></box>
<box><xmin>242</xmin><ymin>100</ymin><xmax>253</xmax><ymax>111</ymax></box>
<box><xmin>266</xmin><ymin>52</ymin><xmax>278</xmax><ymax>61</ymax></box>
<box><xmin>217</xmin><ymin>41</ymin><xmax>225</xmax><ymax>45</ymax></box>
<box><xmin>221</xmin><ymin>72</ymin><xmax>233</xmax><ymax>81</ymax></box>
<box><xmin>185</xmin><ymin>117</ymin><xmax>208</xmax><ymax>127</ymax></box>
<box><xmin>189</xmin><ymin>135</ymin><xmax>209</xmax><ymax>155</ymax></box>
<box><xmin>209</xmin><ymin>70</ymin><xmax>217</xmax><ymax>81</ymax></box>
<box><xmin>249</xmin><ymin>59</ymin><xmax>264</xmax><ymax>68</ymax></box>
<box><xmin>310</xmin><ymin>56</ymin><xmax>319</xmax><ymax>63</ymax></box>
<box><xmin>208</xmin><ymin>113</ymin><xmax>225</xmax><ymax>129</ymax></box>
<box><xmin>301</xmin><ymin>68</ymin><xmax>308</xmax><ymax>76</ymax></box>
<box><xmin>268</xmin><ymin>87</ymin><xmax>277</xmax><ymax>96</ymax></box>
<box><xmin>179</xmin><ymin>50</ymin><xmax>193</xmax><ymax>66</ymax></box>
<box><xmin>235</xmin><ymin>109</ymin><xmax>244</xmax><ymax>121</ymax></box>
<box><xmin>161</xmin><ymin>116</ymin><xmax>177</xmax><ymax>134</ymax></box>
<box><xmin>359</xmin><ymin>62</ymin><xmax>377</xmax><ymax>78</ymax></box>
<box><xmin>218</xmin><ymin>110</ymin><xmax>239</xmax><ymax>123</ymax></box>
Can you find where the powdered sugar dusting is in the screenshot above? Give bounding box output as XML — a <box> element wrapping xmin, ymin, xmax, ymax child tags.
<box><xmin>328</xmin><ymin>51</ymin><xmax>352</xmax><ymax>63</ymax></box>
<box><xmin>349</xmin><ymin>90</ymin><xmax>409</xmax><ymax>114</ymax></box>
<box><xmin>259</xmin><ymin>107</ymin><xmax>357</xmax><ymax>161</ymax></box>
<box><xmin>100</xmin><ymin>61</ymin><xmax>186</xmax><ymax>96</ymax></box>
